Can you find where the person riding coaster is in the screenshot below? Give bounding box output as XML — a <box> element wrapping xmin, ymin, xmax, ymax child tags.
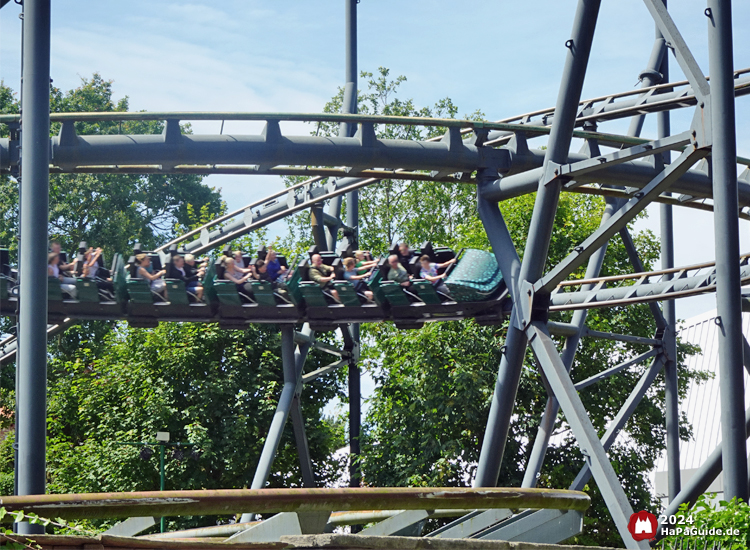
<box><xmin>309</xmin><ymin>253</ymin><xmax>341</xmax><ymax>304</ymax></box>
<box><xmin>419</xmin><ymin>254</ymin><xmax>455</xmax><ymax>301</ymax></box>
<box><xmin>48</xmin><ymin>252</ymin><xmax>77</xmax><ymax>299</ymax></box>
<box><xmin>342</xmin><ymin>257</ymin><xmax>375</xmax><ymax>303</ymax></box>
<box><xmin>135</xmin><ymin>253</ymin><xmax>168</xmax><ymax>301</ymax></box>
<box><xmin>170</xmin><ymin>254</ymin><xmax>204</xmax><ymax>302</ymax></box>
<box><xmin>221</xmin><ymin>256</ymin><xmax>256</xmax><ymax>302</ymax></box>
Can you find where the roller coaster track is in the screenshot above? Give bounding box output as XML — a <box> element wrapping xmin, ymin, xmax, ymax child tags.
<box><xmin>550</xmin><ymin>253</ymin><xmax>750</xmax><ymax>311</ymax></box>
<box><xmin>2</xmin><ymin>251</ymin><xmax>748</xmax><ymax>365</ymax></box>
<box><xmin>1</xmin><ymin>72</ymin><xmax>749</xmax><ymax>365</ymax></box>
<box><xmin>37</xmin><ymin>70</ymin><xmax>740</xmax><ymax>258</ymax></box>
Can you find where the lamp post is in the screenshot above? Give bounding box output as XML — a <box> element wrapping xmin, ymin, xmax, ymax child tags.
<box><xmin>114</xmin><ymin>431</ymin><xmax>199</xmax><ymax>533</ymax></box>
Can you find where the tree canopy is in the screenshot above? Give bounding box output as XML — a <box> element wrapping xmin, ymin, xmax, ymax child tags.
<box><xmin>0</xmin><ymin>74</ymin><xmax>224</xmax><ymax>256</ymax></box>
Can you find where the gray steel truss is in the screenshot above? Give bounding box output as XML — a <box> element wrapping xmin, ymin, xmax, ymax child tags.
<box><xmin>2</xmin><ymin>0</ymin><xmax>748</xmax><ymax>545</ymax></box>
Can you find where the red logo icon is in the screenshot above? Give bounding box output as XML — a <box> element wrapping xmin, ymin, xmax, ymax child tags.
<box><xmin>627</xmin><ymin>510</ymin><xmax>658</xmax><ymax>541</ymax></box>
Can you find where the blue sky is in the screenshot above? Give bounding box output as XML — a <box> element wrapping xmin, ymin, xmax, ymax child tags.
<box><xmin>1</xmin><ymin>0</ymin><xmax>749</xmax><ymax>319</ymax></box>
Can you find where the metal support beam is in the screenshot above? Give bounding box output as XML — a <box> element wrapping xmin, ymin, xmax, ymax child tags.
<box><xmin>301</xmin><ymin>358</ymin><xmax>348</xmax><ymax>384</ymax></box>
<box><xmin>324</xmin><ymin>0</ymin><xmax>359</xmax><ymax>251</ymax></box>
<box><xmin>537</xmin><ymin>148</ymin><xmax>705</xmax><ymax>294</ymax></box>
<box><xmin>619</xmin><ymin>227</ymin><xmax>667</xmax><ymax>330</ymax></box>
<box><xmin>656</xmin><ymin>3</ymin><xmax>681</xmax><ymax>501</ymax></box>
<box><xmin>527</xmin><ymin>322</ymin><xmax>647</xmax><ymax>549</ymax></box>
<box><xmin>241</xmin><ymin>326</ymin><xmax>313</xmax><ymax>522</ymax></box>
<box><xmin>642</xmin><ymin>0</ymin><xmax>711</xmax><ymax>102</ymax></box>
<box><xmin>475</xmin><ymin>0</ymin><xmax>602</xmax><ymax>488</ymax></box>
<box><xmin>582</xmin><ymin>328</ymin><xmax>661</xmax><ymax>347</ymax></box>
<box><xmin>627</xmin><ymin>37</ymin><xmax>667</xmax><ymax>136</ymax></box>
<box><xmin>474</xmin><ymin>181</ymin><xmax>526</xmax><ymax>488</ymax></box>
<box><xmin>310</xmin><ymin>204</ymin><xmax>328</xmax><ymax>251</ymax></box>
<box><xmin>342</xmin><ymin>0</ymin><xmax>360</xmax><ymax>251</ymax></box>
<box><xmin>15</xmin><ymin>0</ymin><xmax>51</xmax><ymax>536</ymax></box>
<box><xmin>290</xmin><ymin>397</ymin><xmax>316</xmax><ymax>488</ymax></box>
<box><xmin>523</xmin><ymin>195</ymin><xmax>618</xmax><ymax>488</ymax></box>
<box><xmin>570</xmin><ymin>356</ymin><xmax>666</xmax><ymax>491</ymax></box>
<box><xmin>707</xmin><ymin>0</ymin><xmax>748</xmax><ymax>502</ymax></box>
<box><xmin>573</xmin><ymin>349</ymin><xmax>659</xmax><ymax>390</ymax></box>
<box><xmin>558</xmin><ymin>131</ymin><xmax>690</xmax><ymax>180</ymax></box>
<box><xmin>247</xmin><ymin>327</ymin><xmax>298</xmax><ymax>492</ymax></box>
<box><xmin>348</xmin><ymin>326</ymin><xmax>361</xmax><ymax>488</ymax></box>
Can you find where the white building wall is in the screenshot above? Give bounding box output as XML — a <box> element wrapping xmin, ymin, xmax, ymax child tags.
<box><xmin>652</xmin><ymin>309</ymin><xmax>750</xmax><ymax>504</ymax></box>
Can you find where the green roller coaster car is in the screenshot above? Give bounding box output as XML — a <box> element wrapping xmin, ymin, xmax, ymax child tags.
<box><xmin>445</xmin><ymin>248</ymin><xmax>505</xmax><ymax>302</ymax></box>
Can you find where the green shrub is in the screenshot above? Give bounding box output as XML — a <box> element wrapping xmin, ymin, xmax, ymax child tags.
<box><xmin>661</xmin><ymin>494</ymin><xmax>750</xmax><ymax>550</ymax></box>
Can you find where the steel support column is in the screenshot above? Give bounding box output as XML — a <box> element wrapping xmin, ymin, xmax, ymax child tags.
<box><xmin>523</xmin><ymin>196</ymin><xmax>618</xmax><ymax>487</ymax></box>
<box><xmin>474</xmin><ymin>0</ymin><xmax>601</xmax><ymax>487</ymax></box>
<box><xmin>474</xmin><ymin>181</ymin><xmax>523</xmax><ymax>488</ymax></box>
<box><xmin>240</xmin><ymin>326</ymin><xmax>313</xmax><ymax>522</ymax></box>
<box><xmin>289</xmin><ymin>397</ymin><xmax>316</xmax><ymax>488</ymax></box>
<box><xmin>707</xmin><ymin>0</ymin><xmax>748</xmax><ymax>502</ymax></box>
<box><xmin>527</xmin><ymin>322</ymin><xmax>647</xmax><ymax>549</ymax></box>
<box><xmin>342</xmin><ymin>0</ymin><xmax>359</xmax><ymax>249</ymax></box>
<box><xmin>15</xmin><ymin>0</ymin><xmax>51</xmax><ymax>536</ymax></box>
<box><xmin>310</xmin><ymin>205</ymin><xmax>328</xmax><ymax>251</ymax></box>
<box><xmin>656</xmin><ymin>3</ymin><xmax>681</xmax><ymax>500</ymax></box>
<box><xmin>324</xmin><ymin>0</ymin><xmax>358</xmax><ymax>251</ymax></box>
<box><xmin>348</xmin><ymin>324</ymin><xmax>361</xmax><ymax>488</ymax></box>
<box><xmin>248</xmin><ymin>326</ymin><xmax>298</xmax><ymax>492</ymax></box>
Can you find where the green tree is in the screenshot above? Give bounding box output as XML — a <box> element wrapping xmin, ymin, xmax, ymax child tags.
<box><xmin>0</xmin><ymin>322</ymin><xmax>346</xmax><ymax>532</ymax></box>
<box><xmin>0</xmin><ymin>76</ymin><xmax>350</xmax><ymax>534</ymax></box>
<box><xmin>0</xmin><ymin>74</ymin><xmax>224</xmax><ymax>257</ymax></box>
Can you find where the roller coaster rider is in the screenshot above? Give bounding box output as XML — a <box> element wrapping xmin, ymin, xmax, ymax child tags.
<box><xmin>135</xmin><ymin>253</ymin><xmax>167</xmax><ymax>299</ymax></box>
<box><xmin>222</xmin><ymin>256</ymin><xmax>255</xmax><ymax>297</ymax></box>
<box><xmin>342</xmin><ymin>257</ymin><xmax>375</xmax><ymax>303</ymax></box>
<box><xmin>387</xmin><ymin>254</ymin><xmax>412</xmax><ymax>288</ymax></box>
<box><xmin>309</xmin><ymin>253</ymin><xmax>341</xmax><ymax>303</ymax></box>
<box><xmin>170</xmin><ymin>254</ymin><xmax>204</xmax><ymax>301</ymax></box>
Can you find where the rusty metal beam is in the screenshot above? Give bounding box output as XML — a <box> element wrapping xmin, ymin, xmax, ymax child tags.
<box><xmin>0</xmin><ymin>487</ymin><xmax>590</xmax><ymax>521</ymax></box>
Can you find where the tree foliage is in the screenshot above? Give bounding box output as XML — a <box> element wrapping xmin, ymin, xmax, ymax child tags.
<box><xmin>0</xmin><ymin>76</ymin><xmax>347</xmax><ymax>533</ymax></box>
<box><xmin>0</xmin><ymin>74</ymin><xmax>224</xmax><ymax>257</ymax></box>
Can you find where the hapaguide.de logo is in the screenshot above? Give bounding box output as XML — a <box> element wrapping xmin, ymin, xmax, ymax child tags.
<box><xmin>627</xmin><ymin>510</ymin><xmax>658</xmax><ymax>541</ymax></box>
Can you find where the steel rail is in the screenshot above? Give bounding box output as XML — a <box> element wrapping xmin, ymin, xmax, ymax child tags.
<box><xmin>550</xmin><ymin>266</ymin><xmax>750</xmax><ymax>311</ymax></box>
<box><xmin>0</xmin><ymin>114</ymin><xmax>747</xmax><ymax>168</ymax></box>
<box><xmin>152</xmin><ymin>175</ymin><xmax>323</xmax><ymax>252</ymax></box>
<box><xmin>557</xmin><ymin>253</ymin><xmax>750</xmax><ymax>287</ymax></box>
<box><xmin>487</xmin><ymin>66</ymin><xmax>750</xmax><ymax>127</ymax></box>
<box><xmin>2</xmin><ymin>65</ymin><xmax>748</xmax><ymax>131</ymax></box>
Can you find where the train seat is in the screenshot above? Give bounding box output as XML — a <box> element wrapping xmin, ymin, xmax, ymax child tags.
<box><xmin>75</xmin><ymin>278</ymin><xmax>100</xmax><ymax>302</ymax></box>
<box><xmin>333</xmin><ymin>281</ymin><xmax>361</xmax><ymax>307</ymax></box>
<box><xmin>411</xmin><ymin>280</ymin><xmax>442</xmax><ymax>305</ymax></box>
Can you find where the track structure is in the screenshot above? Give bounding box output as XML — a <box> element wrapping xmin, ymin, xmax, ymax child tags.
<box><xmin>1</xmin><ymin>1</ymin><xmax>749</xmax><ymax>548</ymax></box>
